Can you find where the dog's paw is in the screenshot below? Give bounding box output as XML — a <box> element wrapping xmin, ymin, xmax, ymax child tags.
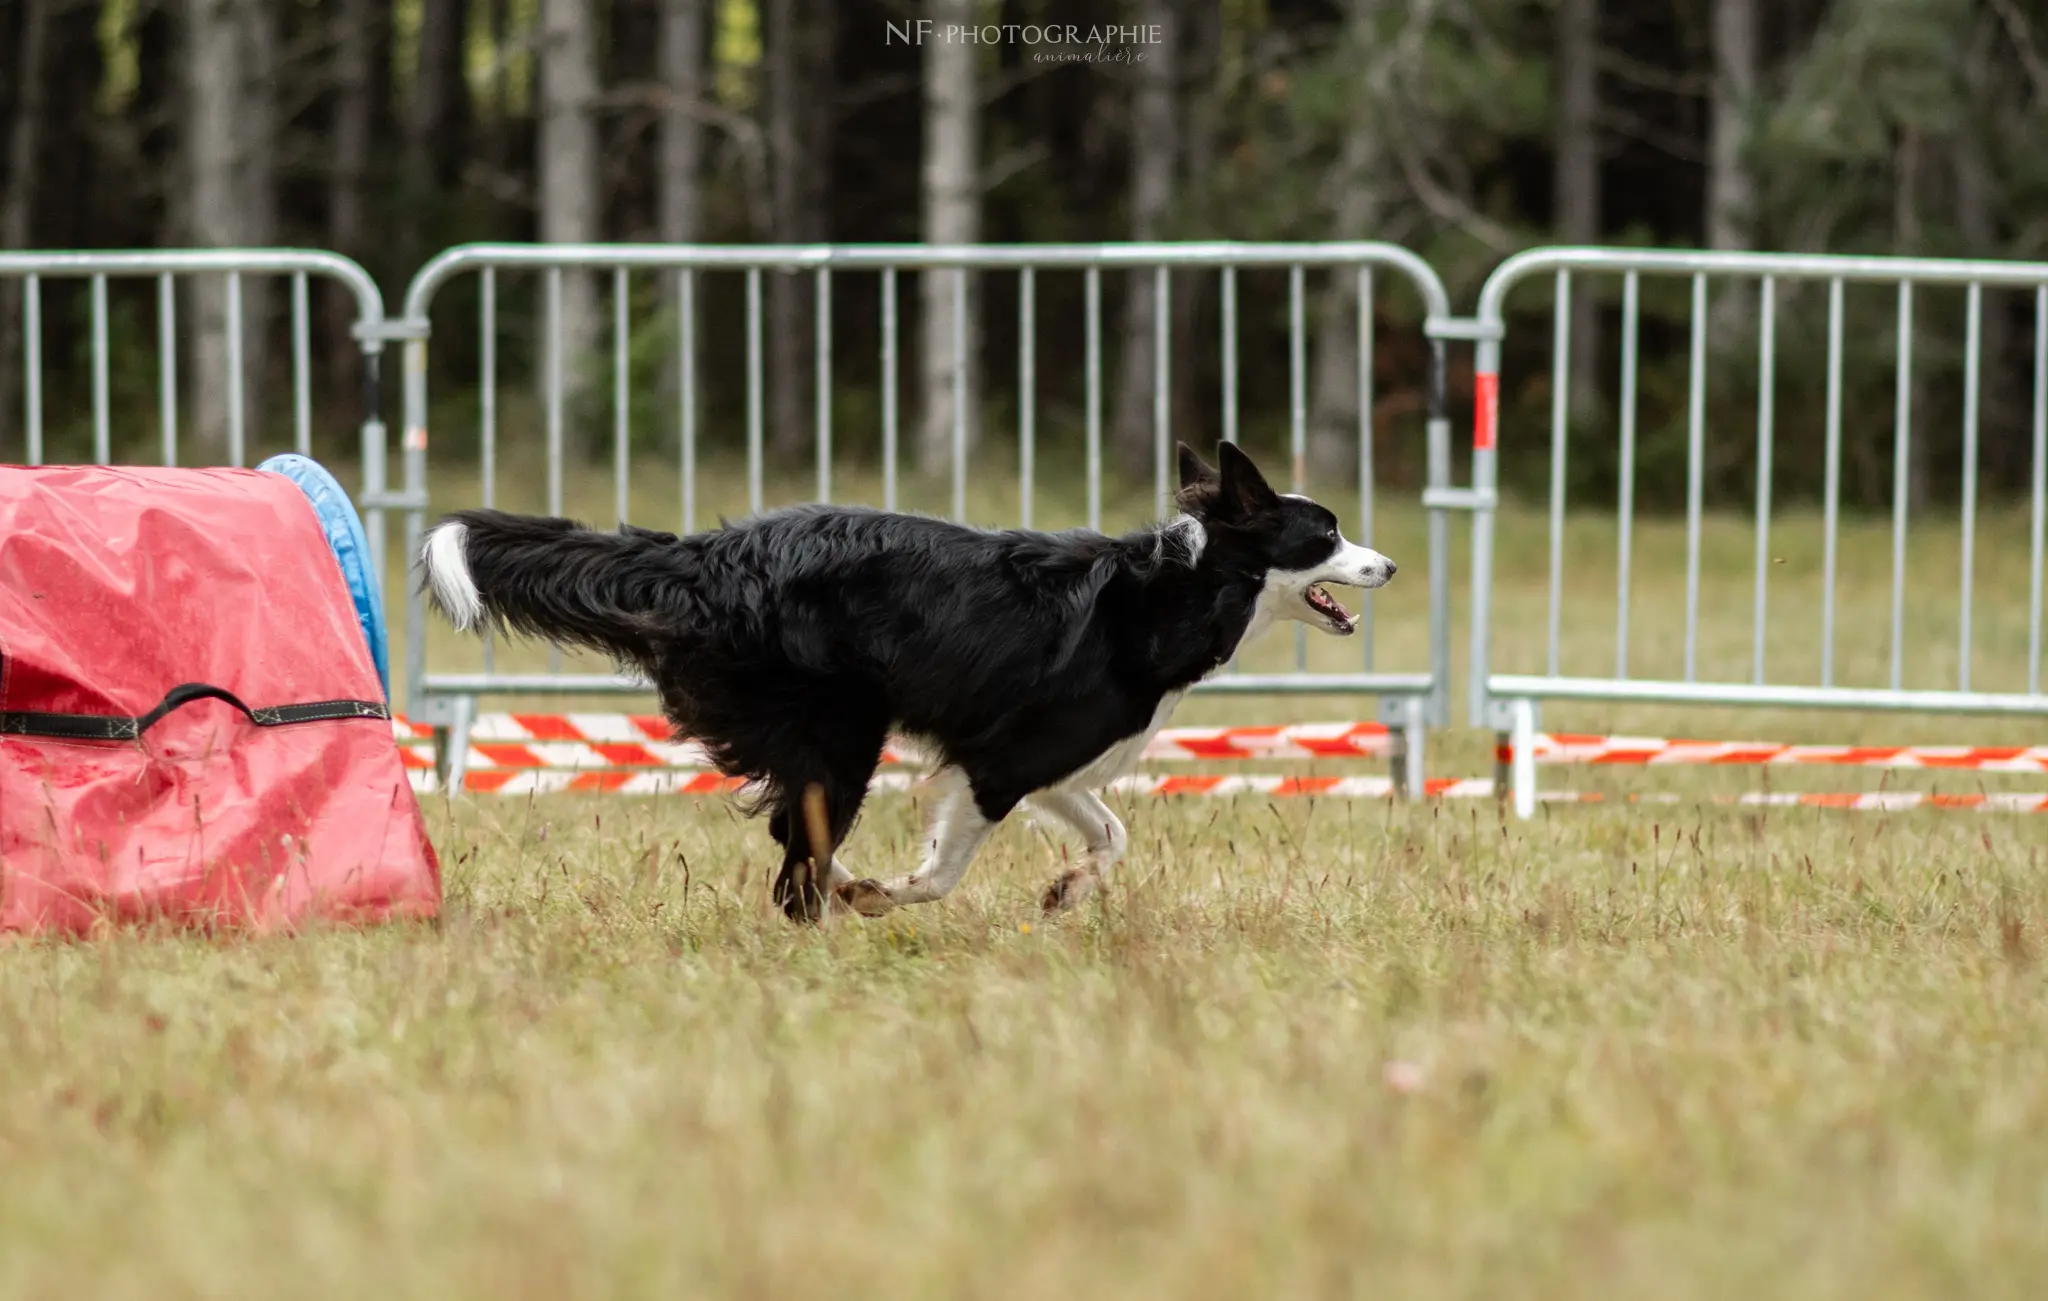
<box><xmin>1038</xmin><ymin>867</ymin><xmax>1099</xmax><ymax>914</ymax></box>
<box><xmin>772</xmin><ymin>863</ymin><xmax>830</xmax><ymax>925</ymax></box>
<box><xmin>834</xmin><ymin>878</ymin><xmax>896</xmax><ymax>918</ymax></box>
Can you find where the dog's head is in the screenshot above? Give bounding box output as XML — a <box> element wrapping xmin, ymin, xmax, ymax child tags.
<box><xmin>1174</xmin><ymin>441</ymin><xmax>1396</xmax><ymax>636</ymax></box>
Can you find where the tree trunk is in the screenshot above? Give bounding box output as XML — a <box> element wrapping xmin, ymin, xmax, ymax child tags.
<box><xmin>1895</xmin><ymin>127</ymin><xmax>1929</xmax><ymax>512</ymax></box>
<box><xmin>660</xmin><ymin>0</ymin><xmax>706</xmax><ymax>246</ymax></box>
<box><xmin>920</xmin><ymin>2</ymin><xmax>980</xmax><ymax>477</ymax></box>
<box><xmin>1308</xmin><ymin>0</ymin><xmax>1387</xmax><ymax>479</ymax></box>
<box><xmin>1112</xmin><ymin>0</ymin><xmax>1177</xmax><ymax>476</ymax></box>
<box><xmin>1555</xmin><ymin>0</ymin><xmax>1601</xmax><ymax>411</ymax></box>
<box><xmin>485</xmin><ymin>0</ymin><xmax>513</xmax><ymax>189</ymax></box>
<box><xmin>802</xmin><ymin>1</ymin><xmax>835</xmax><ymax>242</ymax></box>
<box><xmin>0</xmin><ymin>0</ymin><xmax>52</xmax><ymax>455</ymax></box>
<box><xmin>1706</xmin><ymin>0</ymin><xmax>1756</xmax><ymax>345</ymax></box>
<box><xmin>660</xmin><ymin>0</ymin><xmax>706</xmax><ymax>454</ymax></box>
<box><xmin>183</xmin><ymin>0</ymin><xmax>276</xmax><ymax>461</ymax></box>
<box><xmin>327</xmin><ymin>0</ymin><xmax>375</xmax><ymax>369</ymax></box>
<box><xmin>1174</xmin><ymin>0</ymin><xmax>1222</xmax><ymax>448</ymax></box>
<box><xmin>404</xmin><ymin>0</ymin><xmax>468</xmax><ymax>267</ymax></box>
<box><xmin>1955</xmin><ymin>18</ymin><xmax>2018</xmax><ymax>490</ymax></box>
<box><xmin>539</xmin><ymin>0</ymin><xmax>601</xmax><ymax>432</ymax></box>
<box><xmin>766</xmin><ymin>0</ymin><xmax>808</xmax><ymax>458</ymax></box>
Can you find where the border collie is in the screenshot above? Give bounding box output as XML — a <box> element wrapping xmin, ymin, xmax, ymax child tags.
<box><xmin>420</xmin><ymin>441</ymin><xmax>1396</xmax><ymax>922</ymax></box>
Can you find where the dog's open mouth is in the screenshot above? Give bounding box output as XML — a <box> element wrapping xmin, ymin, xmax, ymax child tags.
<box><xmin>1305</xmin><ymin>584</ymin><xmax>1356</xmax><ymax>633</ymax></box>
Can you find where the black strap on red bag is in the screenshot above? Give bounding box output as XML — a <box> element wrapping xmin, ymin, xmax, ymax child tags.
<box><xmin>2</xmin><ymin>682</ymin><xmax>388</xmax><ymax>742</ymax></box>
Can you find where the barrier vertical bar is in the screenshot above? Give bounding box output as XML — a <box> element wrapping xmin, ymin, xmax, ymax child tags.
<box><xmin>881</xmin><ymin>268</ymin><xmax>898</xmax><ymax>513</ymax></box>
<box><xmin>1468</xmin><ymin>330</ymin><xmax>1499</xmax><ymax>727</ymax></box>
<box><xmin>90</xmin><ymin>275</ymin><xmax>110</xmax><ymax>464</ymax></box>
<box><xmin>545</xmin><ymin>269</ymin><xmax>564</xmax><ymax>518</ymax></box>
<box><xmin>816</xmin><ymin>268</ymin><xmax>832</xmax><ymax>504</ymax></box>
<box><xmin>1423</xmin><ymin>328</ymin><xmax>1450</xmax><ymax>730</ymax></box>
<box><xmin>952</xmin><ymin>267</ymin><xmax>967</xmax><ymax>522</ymax></box>
<box><xmin>1616</xmin><ymin>271</ymin><xmax>1639</xmax><ymax>679</ymax></box>
<box><xmin>292</xmin><ymin>272</ymin><xmax>312</xmax><ymax>455</ymax></box>
<box><xmin>1358</xmin><ymin>265</ymin><xmax>1375</xmax><ymax>667</ymax></box>
<box><xmin>480</xmin><ymin>269</ymin><xmax>497</xmax><ymax>509</ymax></box>
<box><xmin>370</xmin><ymin>334</ymin><xmax>396</xmax><ymax>610</ymax></box>
<box><xmin>401</xmin><ymin>323</ymin><xmax>429</xmax><ymax>724</ymax></box>
<box><xmin>746</xmin><ymin>267</ymin><xmax>764</xmax><ymax>516</ymax></box>
<box><xmin>680</xmin><ymin>268</ymin><xmax>697</xmax><ymax>533</ymax></box>
<box><xmin>1683</xmin><ymin>274</ymin><xmax>1707</xmax><ymax>682</ymax></box>
<box><xmin>396</xmin><ymin>325</ymin><xmax>424</xmax><ymax>716</ymax></box>
<box><xmin>226</xmin><ymin>271</ymin><xmax>245</xmax><ymax>467</ymax></box>
<box><xmin>545</xmin><ymin>268</ymin><xmax>565</xmax><ymax>673</ymax></box>
<box><xmin>2032</xmin><ymin>284</ymin><xmax>2047</xmax><ymax>697</ymax></box>
<box><xmin>1890</xmin><ymin>282</ymin><xmax>1913</xmax><ymax>691</ymax></box>
<box><xmin>612</xmin><ymin>271</ymin><xmax>637</xmax><ymax>523</ymax></box>
<box><xmin>1224</xmin><ymin>263</ymin><xmax>1241</xmax><ymax>676</ymax></box>
<box><xmin>1546</xmin><ymin>271</ymin><xmax>1571</xmax><ymax>677</ymax></box>
<box><xmin>481</xmin><ymin>268</ymin><xmax>497</xmax><ymax>673</ymax></box>
<box><xmin>1821</xmin><ymin>278</ymin><xmax>1843</xmax><ymax>687</ymax></box>
<box><xmin>1960</xmin><ymin>281</ymin><xmax>1982</xmax><ymax>693</ymax></box>
<box><xmin>1221</xmin><ymin>266</ymin><xmax>1238</xmax><ymax>447</ymax></box>
<box><xmin>1019</xmin><ymin>267</ymin><xmax>1035</xmax><ymax>527</ymax></box>
<box><xmin>1153</xmin><ymin>265</ymin><xmax>1171</xmax><ymax>518</ymax></box>
<box><xmin>22</xmin><ymin>275</ymin><xmax>40</xmax><ymax>465</ymax></box>
<box><xmin>1290</xmin><ymin>265</ymin><xmax>1308</xmax><ymax>669</ymax></box>
<box><xmin>1752</xmin><ymin>276</ymin><xmax>1775</xmax><ymax>684</ymax></box>
<box><xmin>1085</xmin><ymin>266</ymin><xmax>1101</xmax><ymax>532</ymax></box>
<box><xmin>157</xmin><ymin>274</ymin><xmax>177</xmax><ymax>467</ymax></box>
<box><xmin>614</xmin><ymin>268</ymin><xmax>630</xmax><ymax>527</ymax></box>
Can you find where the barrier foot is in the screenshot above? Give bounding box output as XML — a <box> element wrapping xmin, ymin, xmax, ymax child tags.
<box><xmin>1508</xmin><ymin>698</ymin><xmax>1538</xmax><ymax>820</ymax></box>
<box><xmin>1390</xmin><ymin>695</ymin><xmax>1426</xmax><ymax>799</ymax></box>
<box><xmin>432</xmin><ymin>696</ymin><xmax>478</xmax><ymax>796</ymax></box>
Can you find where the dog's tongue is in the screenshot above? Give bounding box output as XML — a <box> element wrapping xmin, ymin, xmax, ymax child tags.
<box><xmin>1307</xmin><ymin>584</ymin><xmax>1353</xmax><ymax>626</ymax></box>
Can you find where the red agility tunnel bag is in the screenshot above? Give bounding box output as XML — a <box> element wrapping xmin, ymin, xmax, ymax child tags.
<box><xmin>0</xmin><ymin>465</ymin><xmax>439</xmax><ymax>934</ymax></box>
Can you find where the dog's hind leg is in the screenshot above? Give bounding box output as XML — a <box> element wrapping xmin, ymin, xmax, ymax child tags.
<box><xmin>769</xmin><ymin>781</ymin><xmax>873</xmax><ymax>923</ymax></box>
<box><xmin>764</xmin><ymin>726</ymin><xmax>890</xmax><ymax>924</ymax></box>
<box><xmin>1025</xmin><ymin>789</ymin><xmax>1127</xmax><ymax>913</ymax></box>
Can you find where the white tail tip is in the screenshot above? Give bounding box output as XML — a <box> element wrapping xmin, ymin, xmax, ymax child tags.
<box><xmin>422</xmin><ymin>521</ymin><xmax>483</xmax><ymax>631</ymax></box>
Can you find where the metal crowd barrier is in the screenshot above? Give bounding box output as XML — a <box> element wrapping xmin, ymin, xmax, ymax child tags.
<box><xmin>25</xmin><ymin>240</ymin><xmax>2048</xmax><ymax>821</ymax></box>
<box><xmin>1465</xmin><ymin>248</ymin><xmax>2048</xmax><ymax>817</ymax></box>
<box><xmin>0</xmin><ymin>249</ymin><xmax>411</xmax><ymax>579</ymax></box>
<box><xmin>393</xmin><ymin>243</ymin><xmax>1461</xmax><ymax>795</ymax></box>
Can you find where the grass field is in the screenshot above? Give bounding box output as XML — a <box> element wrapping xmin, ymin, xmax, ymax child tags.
<box><xmin>5</xmin><ymin>464</ymin><xmax>2048</xmax><ymax>1298</ymax></box>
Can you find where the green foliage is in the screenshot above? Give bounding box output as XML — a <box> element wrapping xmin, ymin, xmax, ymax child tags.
<box><xmin>13</xmin><ymin>0</ymin><xmax>2048</xmax><ymax>509</ymax></box>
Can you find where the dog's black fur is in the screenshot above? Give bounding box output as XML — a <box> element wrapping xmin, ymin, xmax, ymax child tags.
<box><xmin>422</xmin><ymin>441</ymin><xmax>1371</xmax><ymax>921</ymax></box>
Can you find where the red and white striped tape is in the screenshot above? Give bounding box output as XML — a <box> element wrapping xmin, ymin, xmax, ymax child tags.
<box><xmin>391</xmin><ymin>715</ymin><xmax>1392</xmax><ymax>771</ymax></box>
<box><xmin>1504</xmin><ymin>733</ymin><xmax>2048</xmax><ymax>772</ymax></box>
<box><xmin>406</xmin><ymin>770</ymin><xmax>1442</xmax><ymax>799</ymax></box>
<box><xmin>1604</xmin><ymin>790</ymin><xmax>2048</xmax><ymax>811</ymax></box>
<box><xmin>404</xmin><ymin>768</ymin><xmax>2048</xmax><ymax>812</ymax></box>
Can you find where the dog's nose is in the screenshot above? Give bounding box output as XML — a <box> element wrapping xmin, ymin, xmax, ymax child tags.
<box><xmin>1383</xmin><ymin>560</ymin><xmax>1398</xmax><ymax>577</ymax></box>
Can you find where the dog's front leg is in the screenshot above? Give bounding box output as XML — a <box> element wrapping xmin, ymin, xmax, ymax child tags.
<box><xmin>1025</xmin><ymin>789</ymin><xmax>1126</xmax><ymax>913</ymax></box>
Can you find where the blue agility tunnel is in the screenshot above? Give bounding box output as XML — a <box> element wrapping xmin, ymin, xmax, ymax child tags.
<box><xmin>257</xmin><ymin>454</ymin><xmax>390</xmax><ymax>700</ymax></box>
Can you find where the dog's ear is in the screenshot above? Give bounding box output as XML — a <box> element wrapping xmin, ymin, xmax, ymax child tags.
<box><xmin>1174</xmin><ymin>442</ymin><xmax>1223</xmax><ymax>514</ymax></box>
<box><xmin>1216</xmin><ymin>441</ymin><xmax>1278</xmax><ymax>514</ymax></box>
<box><xmin>1177</xmin><ymin>442</ymin><xmax>1218</xmax><ymax>492</ymax></box>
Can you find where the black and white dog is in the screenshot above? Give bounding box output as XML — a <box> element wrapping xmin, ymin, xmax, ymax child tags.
<box><xmin>420</xmin><ymin>441</ymin><xmax>1396</xmax><ymax>922</ymax></box>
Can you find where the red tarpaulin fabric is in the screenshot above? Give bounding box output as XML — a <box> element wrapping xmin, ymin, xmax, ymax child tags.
<box><xmin>0</xmin><ymin>465</ymin><xmax>439</xmax><ymax>934</ymax></box>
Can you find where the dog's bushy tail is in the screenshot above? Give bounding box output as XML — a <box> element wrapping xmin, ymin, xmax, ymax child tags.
<box><xmin>419</xmin><ymin>509</ymin><xmax>683</xmax><ymax>664</ymax></box>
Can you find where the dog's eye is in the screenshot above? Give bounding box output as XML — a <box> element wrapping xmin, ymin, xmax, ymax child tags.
<box><xmin>1325</xmin><ymin>528</ymin><xmax>1340</xmax><ymax>542</ymax></box>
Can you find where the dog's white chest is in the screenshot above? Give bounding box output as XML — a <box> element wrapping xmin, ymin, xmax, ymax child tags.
<box><xmin>1055</xmin><ymin>690</ymin><xmax>1187</xmax><ymax>791</ymax></box>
